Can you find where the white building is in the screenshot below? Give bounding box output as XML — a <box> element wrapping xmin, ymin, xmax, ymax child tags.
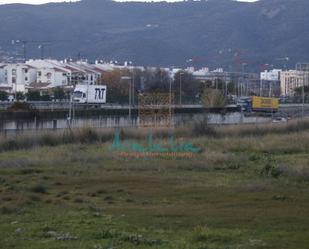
<box><xmin>0</xmin><ymin>64</ymin><xmax>12</xmax><ymax>93</ymax></box>
<box><xmin>68</xmin><ymin>61</ymin><xmax>101</xmax><ymax>85</ymax></box>
<box><xmin>0</xmin><ymin>64</ymin><xmax>6</xmax><ymax>84</ymax></box>
<box><xmin>36</xmin><ymin>67</ymin><xmax>70</xmax><ymax>87</ymax></box>
<box><xmin>280</xmin><ymin>70</ymin><xmax>309</xmax><ymax>96</ymax></box>
<box><xmin>192</xmin><ymin>67</ymin><xmax>210</xmax><ymax>79</ymax></box>
<box><xmin>4</xmin><ymin>63</ymin><xmax>36</xmax><ymax>93</ymax></box>
<box><xmin>27</xmin><ymin>59</ymin><xmax>70</xmax><ymax>87</ymax></box>
<box><xmin>260</xmin><ymin>69</ymin><xmax>282</xmax><ymax>81</ymax></box>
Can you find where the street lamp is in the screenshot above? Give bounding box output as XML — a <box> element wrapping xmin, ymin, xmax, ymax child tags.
<box><xmin>121</xmin><ymin>76</ymin><xmax>132</xmax><ymax>124</ymax></box>
<box><xmin>302</xmin><ymin>72</ymin><xmax>308</xmax><ymax>119</ymax></box>
<box><xmin>169</xmin><ymin>77</ymin><xmax>173</xmax><ymax>125</ymax></box>
<box><xmin>179</xmin><ymin>72</ymin><xmax>184</xmax><ymax>105</ymax></box>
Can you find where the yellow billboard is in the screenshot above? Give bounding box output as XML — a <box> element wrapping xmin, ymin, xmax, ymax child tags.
<box><xmin>252</xmin><ymin>96</ymin><xmax>279</xmax><ymax>110</ymax></box>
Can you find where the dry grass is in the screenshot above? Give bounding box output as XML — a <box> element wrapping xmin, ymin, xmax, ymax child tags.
<box><xmin>0</xmin><ymin>118</ymin><xmax>309</xmax><ymax>153</ymax></box>
<box><xmin>0</xmin><ymin>126</ymin><xmax>309</xmax><ymax>249</ymax></box>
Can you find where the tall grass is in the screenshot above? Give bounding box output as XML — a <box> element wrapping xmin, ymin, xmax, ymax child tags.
<box><xmin>214</xmin><ymin>119</ymin><xmax>309</xmax><ymax>137</ymax></box>
<box><xmin>0</xmin><ymin>118</ymin><xmax>309</xmax><ymax>152</ymax></box>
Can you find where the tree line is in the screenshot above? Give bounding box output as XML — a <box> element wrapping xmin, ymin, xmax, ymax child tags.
<box><xmin>4</xmin><ymin>68</ymin><xmax>298</xmax><ymax>106</ymax></box>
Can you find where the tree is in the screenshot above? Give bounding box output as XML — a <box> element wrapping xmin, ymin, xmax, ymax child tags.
<box><xmin>143</xmin><ymin>68</ymin><xmax>170</xmax><ymax>92</ymax></box>
<box><xmin>41</xmin><ymin>94</ymin><xmax>51</xmax><ymax>101</ymax></box>
<box><xmin>173</xmin><ymin>71</ymin><xmax>200</xmax><ymax>104</ymax></box>
<box><xmin>101</xmin><ymin>68</ymin><xmax>131</xmax><ymax>104</ymax></box>
<box><xmin>53</xmin><ymin>87</ymin><xmax>66</xmax><ymax>100</ymax></box>
<box><xmin>16</xmin><ymin>92</ymin><xmax>25</xmax><ymax>101</ymax></box>
<box><xmin>294</xmin><ymin>86</ymin><xmax>309</xmax><ymax>96</ymax></box>
<box><xmin>201</xmin><ymin>88</ymin><xmax>226</xmax><ymax>107</ymax></box>
<box><xmin>26</xmin><ymin>91</ymin><xmax>41</xmax><ymax>101</ymax></box>
<box><xmin>227</xmin><ymin>82</ymin><xmax>237</xmax><ymax>95</ymax></box>
<box><xmin>0</xmin><ymin>91</ymin><xmax>8</xmax><ymax>101</ymax></box>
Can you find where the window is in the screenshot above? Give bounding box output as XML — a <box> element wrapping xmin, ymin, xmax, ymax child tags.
<box><xmin>24</xmin><ymin>69</ymin><xmax>28</xmax><ymax>73</ymax></box>
<box><xmin>25</xmin><ymin>77</ymin><xmax>28</xmax><ymax>81</ymax></box>
<box><xmin>38</xmin><ymin>71</ymin><xmax>42</xmax><ymax>77</ymax></box>
<box><xmin>73</xmin><ymin>91</ymin><xmax>83</xmax><ymax>98</ymax></box>
<box><xmin>12</xmin><ymin>77</ymin><xmax>16</xmax><ymax>83</ymax></box>
<box><xmin>12</xmin><ymin>69</ymin><xmax>16</xmax><ymax>76</ymax></box>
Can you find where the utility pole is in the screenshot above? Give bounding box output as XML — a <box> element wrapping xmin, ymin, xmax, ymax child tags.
<box><xmin>169</xmin><ymin>77</ymin><xmax>172</xmax><ymax>125</ymax></box>
<box><xmin>302</xmin><ymin>79</ymin><xmax>305</xmax><ymax>119</ymax></box>
<box><xmin>22</xmin><ymin>41</ymin><xmax>27</xmax><ymax>62</ymax></box>
<box><xmin>38</xmin><ymin>44</ymin><xmax>47</xmax><ymax>59</ymax></box>
<box><xmin>132</xmin><ymin>69</ymin><xmax>135</xmax><ymax>107</ymax></box>
<box><xmin>179</xmin><ymin>72</ymin><xmax>184</xmax><ymax>105</ymax></box>
<box><xmin>121</xmin><ymin>76</ymin><xmax>133</xmax><ymax>125</ymax></box>
<box><xmin>302</xmin><ymin>71</ymin><xmax>308</xmax><ymax>119</ymax></box>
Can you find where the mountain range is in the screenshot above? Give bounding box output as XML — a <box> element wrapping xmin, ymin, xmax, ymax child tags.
<box><xmin>0</xmin><ymin>0</ymin><xmax>308</xmax><ymax>71</ymax></box>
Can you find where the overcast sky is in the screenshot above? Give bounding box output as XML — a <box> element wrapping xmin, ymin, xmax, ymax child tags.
<box><xmin>0</xmin><ymin>0</ymin><xmax>258</xmax><ymax>5</ymax></box>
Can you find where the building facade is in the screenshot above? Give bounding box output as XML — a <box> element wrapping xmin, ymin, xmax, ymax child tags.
<box><xmin>280</xmin><ymin>70</ymin><xmax>309</xmax><ymax>96</ymax></box>
<box><xmin>4</xmin><ymin>64</ymin><xmax>36</xmax><ymax>93</ymax></box>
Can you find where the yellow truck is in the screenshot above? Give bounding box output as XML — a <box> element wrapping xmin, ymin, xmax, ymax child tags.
<box><xmin>251</xmin><ymin>96</ymin><xmax>279</xmax><ymax>112</ymax></box>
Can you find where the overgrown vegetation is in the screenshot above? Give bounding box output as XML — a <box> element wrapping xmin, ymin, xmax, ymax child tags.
<box><xmin>0</xmin><ymin>123</ymin><xmax>309</xmax><ymax>248</ymax></box>
<box><xmin>1</xmin><ymin>119</ymin><xmax>309</xmax><ymax>153</ymax></box>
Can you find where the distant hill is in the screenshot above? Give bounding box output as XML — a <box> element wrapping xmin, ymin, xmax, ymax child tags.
<box><xmin>0</xmin><ymin>0</ymin><xmax>308</xmax><ymax>70</ymax></box>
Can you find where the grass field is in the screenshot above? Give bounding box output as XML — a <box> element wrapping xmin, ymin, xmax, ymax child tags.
<box><xmin>0</xmin><ymin>122</ymin><xmax>309</xmax><ymax>249</ymax></box>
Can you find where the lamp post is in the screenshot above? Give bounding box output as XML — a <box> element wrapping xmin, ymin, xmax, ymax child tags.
<box><xmin>179</xmin><ymin>72</ymin><xmax>184</xmax><ymax>105</ymax></box>
<box><xmin>121</xmin><ymin>76</ymin><xmax>132</xmax><ymax>125</ymax></box>
<box><xmin>169</xmin><ymin>77</ymin><xmax>172</xmax><ymax>125</ymax></box>
<box><xmin>15</xmin><ymin>82</ymin><xmax>17</xmax><ymax>102</ymax></box>
<box><xmin>132</xmin><ymin>70</ymin><xmax>135</xmax><ymax>107</ymax></box>
<box><xmin>302</xmin><ymin>72</ymin><xmax>308</xmax><ymax>119</ymax></box>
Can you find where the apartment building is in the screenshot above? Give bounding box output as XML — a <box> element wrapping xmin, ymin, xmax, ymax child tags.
<box><xmin>280</xmin><ymin>70</ymin><xmax>309</xmax><ymax>96</ymax></box>
<box><xmin>3</xmin><ymin>63</ymin><xmax>37</xmax><ymax>93</ymax></box>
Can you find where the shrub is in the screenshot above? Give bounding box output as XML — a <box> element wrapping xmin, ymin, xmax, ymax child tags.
<box><xmin>0</xmin><ymin>91</ymin><xmax>8</xmax><ymax>101</ymax></box>
<box><xmin>39</xmin><ymin>134</ymin><xmax>59</xmax><ymax>146</ymax></box>
<box><xmin>192</xmin><ymin>227</ymin><xmax>242</xmax><ymax>244</ymax></box>
<box><xmin>73</xmin><ymin>197</ymin><xmax>84</xmax><ymax>203</ymax></box>
<box><xmin>26</xmin><ymin>91</ymin><xmax>40</xmax><ymax>101</ymax></box>
<box><xmin>30</xmin><ymin>184</ymin><xmax>48</xmax><ymax>194</ymax></box>
<box><xmin>78</xmin><ymin>128</ymin><xmax>99</xmax><ymax>143</ymax></box>
<box><xmin>0</xmin><ymin>205</ymin><xmax>19</xmax><ymax>214</ymax></box>
<box><xmin>1</xmin><ymin>139</ymin><xmax>19</xmax><ymax>151</ymax></box>
<box><xmin>28</xmin><ymin>195</ymin><xmax>42</xmax><ymax>202</ymax></box>
<box><xmin>7</xmin><ymin>102</ymin><xmax>35</xmax><ymax>112</ymax></box>
<box><xmin>192</xmin><ymin>116</ymin><xmax>217</xmax><ymax>137</ymax></box>
<box><xmin>270</xmin><ymin>166</ymin><xmax>284</xmax><ymax>178</ymax></box>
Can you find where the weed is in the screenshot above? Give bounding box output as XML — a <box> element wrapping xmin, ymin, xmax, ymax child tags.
<box><xmin>28</xmin><ymin>195</ymin><xmax>42</xmax><ymax>202</ymax></box>
<box><xmin>30</xmin><ymin>184</ymin><xmax>48</xmax><ymax>194</ymax></box>
<box><xmin>19</xmin><ymin>168</ymin><xmax>42</xmax><ymax>175</ymax></box>
<box><xmin>78</xmin><ymin>128</ymin><xmax>99</xmax><ymax>143</ymax></box>
<box><xmin>74</xmin><ymin>197</ymin><xmax>84</xmax><ymax>203</ymax></box>
<box><xmin>192</xmin><ymin>227</ymin><xmax>242</xmax><ymax>244</ymax></box>
<box><xmin>0</xmin><ymin>206</ymin><xmax>18</xmax><ymax>214</ymax></box>
<box><xmin>192</xmin><ymin>116</ymin><xmax>217</xmax><ymax>137</ymax></box>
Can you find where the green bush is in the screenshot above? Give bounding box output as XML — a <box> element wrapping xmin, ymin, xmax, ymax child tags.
<box><xmin>0</xmin><ymin>91</ymin><xmax>8</xmax><ymax>101</ymax></box>
<box><xmin>191</xmin><ymin>227</ymin><xmax>242</xmax><ymax>244</ymax></box>
<box><xmin>78</xmin><ymin>128</ymin><xmax>99</xmax><ymax>143</ymax></box>
<box><xmin>39</xmin><ymin>134</ymin><xmax>59</xmax><ymax>146</ymax></box>
<box><xmin>7</xmin><ymin>102</ymin><xmax>35</xmax><ymax>112</ymax></box>
<box><xmin>30</xmin><ymin>184</ymin><xmax>48</xmax><ymax>194</ymax></box>
<box><xmin>192</xmin><ymin>116</ymin><xmax>217</xmax><ymax>137</ymax></box>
